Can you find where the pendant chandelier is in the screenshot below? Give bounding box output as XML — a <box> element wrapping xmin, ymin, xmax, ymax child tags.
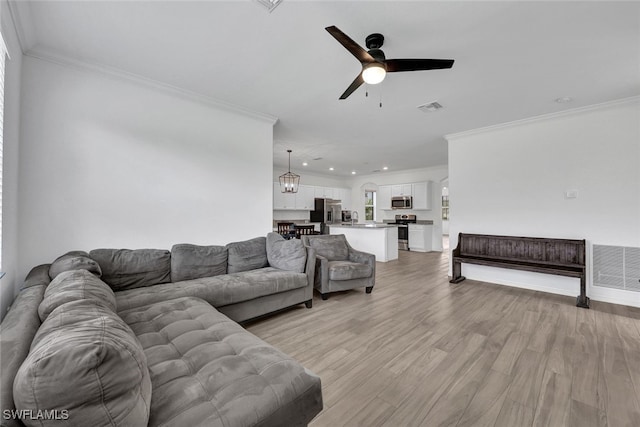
<box><xmin>279</xmin><ymin>149</ymin><xmax>300</xmax><ymax>193</ymax></box>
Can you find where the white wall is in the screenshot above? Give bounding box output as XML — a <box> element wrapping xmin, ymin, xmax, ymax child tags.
<box><xmin>348</xmin><ymin>166</ymin><xmax>448</xmax><ymax>251</ymax></box>
<box><xmin>1</xmin><ymin>1</ymin><xmax>23</xmax><ymax>319</ymax></box>
<box><xmin>17</xmin><ymin>56</ymin><xmax>275</xmax><ymax>279</ymax></box>
<box><xmin>447</xmin><ymin>98</ymin><xmax>640</xmax><ymax>307</ymax></box>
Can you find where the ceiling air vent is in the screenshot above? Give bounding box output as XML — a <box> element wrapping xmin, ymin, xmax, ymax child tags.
<box><xmin>417</xmin><ymin>101</ymin><xmax>443</xmax><ymax>113</ymax></box>
<box><xmin>254</xmin><ymin>0</ymin><xmax>283</xmax><ymax>13</ymax></box>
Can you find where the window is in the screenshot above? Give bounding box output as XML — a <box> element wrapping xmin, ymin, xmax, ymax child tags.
<box><xmin>442</xmin><ymin>194</ymin><xmax>449</xmax><ymax>220</ymax></box>
<box><xmin>0</xmin><ymin>33</ymin><xmax>7</xmax><ymax>275</ymax></box>
<box><xmin>364</xmin><ymin>191</ymin><xmax>376</xmax><ymax>221</ymax></box>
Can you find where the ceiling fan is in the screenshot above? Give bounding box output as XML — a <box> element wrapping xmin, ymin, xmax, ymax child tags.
<box><xmin>325</xmin><ymin>25</ymin><xmax>455</xmax><ymax>100</ymax></box>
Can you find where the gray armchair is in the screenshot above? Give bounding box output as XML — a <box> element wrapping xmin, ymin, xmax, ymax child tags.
<box><xmin>301</xmin><ymin>234</ymin><xmax>375</xmax><ymax>300</ymax></box>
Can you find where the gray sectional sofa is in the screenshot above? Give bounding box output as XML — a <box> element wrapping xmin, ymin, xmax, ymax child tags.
<box><xmin>0</xmin><ymin>233</ymin><xmax>323</xmax><ymax>427</ymax></box>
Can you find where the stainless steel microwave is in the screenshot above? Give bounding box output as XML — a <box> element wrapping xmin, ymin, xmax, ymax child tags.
<box><xmin>391</xmin><ymin>196</ymin><xmax>412</xmax><ymax>209</ymax></box>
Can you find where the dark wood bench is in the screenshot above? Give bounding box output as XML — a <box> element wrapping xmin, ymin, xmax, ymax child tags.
<box><xmin>450</xmin><ymin>233</ymin><xmax>589</xmax><ymax>308</ymax></box>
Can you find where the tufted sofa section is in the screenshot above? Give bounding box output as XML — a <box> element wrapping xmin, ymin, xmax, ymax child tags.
<box><xmin>120</xmin><ymin>297</ymin><xmax>322</xmax><ymax>427</ymax></box>
<box><xmin>1</xmin><ymin>234</ymin><xmax>323</xmax><ymax>427</ymax></box>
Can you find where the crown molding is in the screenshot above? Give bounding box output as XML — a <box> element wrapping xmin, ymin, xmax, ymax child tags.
<box><xmin>24</xmin><ymin>46</ymin><xmax>279</xmax><ymax>125</ymax></box>
<box><xmin>445</xmin><ymin>96</ymin><xmax>640</xmax><ymax>142</ymax></box>
<box><xmin>5</xmin><ymin>0</ymin><xmax>36</xmax><ymax>53</ymax></box>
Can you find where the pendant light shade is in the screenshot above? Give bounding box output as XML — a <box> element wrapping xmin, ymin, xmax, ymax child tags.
<box><xmin>279</xmin><ymin>149</ymin><xmax>300</xmax><ymax>193</ymax></box>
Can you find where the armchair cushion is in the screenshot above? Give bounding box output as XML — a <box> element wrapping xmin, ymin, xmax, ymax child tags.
<box><xmin>328</xmin><ymin>261</ymin><xmax>373</xmax><ymax>281</ymax></box>
<box><xmin>304</xmin><ymin>235</ymin><xmax>349</xmax><ymax>261</ymax></box>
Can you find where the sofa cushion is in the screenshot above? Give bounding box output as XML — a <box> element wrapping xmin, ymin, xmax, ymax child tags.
<box><xmin>114</xmin><ymin>267</ymin><xmax>308</xmax><ymax>312</ymax></box>
<box><xmin>266</xmin><ymin>232</ymin><xmax>306</xmax><ymax>273</ymax></box>
<box><xmin>0</xmin><ymin>285</ymin><xmax>46</xmax><ymax>427</ymax></box>
<box><xmin>226</xmin><ymin>236</ymin><xmax>268</xmax><ymax>273</ymax></box>
<box><xmin>22</xmin><ymin>264</ymin><xmax>52</xmax><ymax>289</ymax></box>
<box><xmin>38</xmin><ymin>269</ymin><xmax>117</xmax><ymax>322</ymax></box>
<box><xmin>90</xmin><ymin>248</ymin><xmax>171</xmax><ymax>291</ymax></box>
<box><xmin>170</xmin><ymin>244</ymin><xmax>227</xmax><ymax>282</ymax></box>
<box><xmin>48</xmin><ymin>250</ymin><xmax>102</xmax><ymax>280</ymax></box>
<box><xmin>14</xmin><ymin>300</ymin><xmax>152</xmax><ymax>427</ymax></box>
<box><xmin>305</xmin><ymin>234</ymin><xmax>349</xmax><ymax>261</ymax></box>
<box><xmin>328</xmin><ymin>260</ymin><xmax>373</xmax><ymax>281</ymax></box>
<box><xmin>119</xmin><ymin>296</ymin><xmax>322</xmax><ymax>427</ymax></box>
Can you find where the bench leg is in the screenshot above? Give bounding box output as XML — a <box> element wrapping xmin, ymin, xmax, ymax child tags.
<box><xmin>449</xmin><ymin>260</ymin><xmax>466</xmax><ymax>284</ymax></box>
<box><xmin>576</xmin><ymin>275</ymin><xmax>590</xmax><ymax>309</ymax></box>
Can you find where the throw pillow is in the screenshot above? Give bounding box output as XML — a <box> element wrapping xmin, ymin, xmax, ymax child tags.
<box><xmin>89</xmin><ymin>248</ymin><xmax>171</xmax><ymax>291</ymax></box>
<box><xmin>170</xmin><ymin>244</ymin><xmax>228</xmax><ymax>282</ymax></box>
<box><xmin>226</xmin><ymin>236</ymin><xmax>268</xmax><ymax>274</ymax></box>
<box><xmin>38</xmin><ymin>269</ymin><xmax>116</xmax><ymax>322</ymax></box>
<box><xmin>48</xmin><ymin>251</ymin><xmax>102</xmax><ymax>280</ymax></box>
<box><xmin>14</xmin><ymin>300</ymin><xmax>152</xmax><ymax>427</ymax></box>
<box><xmin>266</xmin><ymin>232</ymin><xmax>306</xmax><ymax>273</ymax></box>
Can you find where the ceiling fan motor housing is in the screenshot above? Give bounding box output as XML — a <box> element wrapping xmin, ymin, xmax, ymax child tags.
<box><xmin>367</xmin><ymin>48</ymin><xmax>386</xmax><ymax>63</ymax></box>
<box><xmin>365</xmin><ymin>33</ymin><xmax>384</xmax><ymax>49</ymax></box>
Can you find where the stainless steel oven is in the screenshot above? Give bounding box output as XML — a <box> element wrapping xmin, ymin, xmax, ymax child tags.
<box><xmin>392</xmin><ymin>214</ymin><xmax>416</xmax><ymax>250</ymax></box>
<box><xmin>397</xmin><ymin>224</ymin><xmax>409</xmax><ymax>250</ymax></box>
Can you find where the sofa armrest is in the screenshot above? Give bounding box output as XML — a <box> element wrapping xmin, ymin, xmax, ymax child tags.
<box><xmin>304</xmin><ymin>247</ymin><xmax>317</xmax><ymax>289</ymax></box>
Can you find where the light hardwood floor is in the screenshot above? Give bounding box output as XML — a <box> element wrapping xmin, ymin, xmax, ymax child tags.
<box><xmin>246</xmin><ymin>242</ymin><xmax>640</xmax><ymax>427</ymax></box>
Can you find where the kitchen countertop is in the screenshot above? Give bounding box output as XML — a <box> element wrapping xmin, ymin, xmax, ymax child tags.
<box><xmin>329</xmin><ymin>223</ymin><xmax>398</xmax><ymax>229</ymax></box>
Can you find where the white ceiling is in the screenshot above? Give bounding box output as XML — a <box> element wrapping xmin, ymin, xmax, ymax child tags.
<box><xmin>10</xmin><ymin>1</ymin><xmax>640</xmax><ymax>177</ymax></box>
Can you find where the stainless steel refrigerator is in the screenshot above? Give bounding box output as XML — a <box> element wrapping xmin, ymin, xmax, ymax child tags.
<box><xmin>310</xmin><ymin>198</ymin><xmax>342</xmax><ymax>233</ymax></box>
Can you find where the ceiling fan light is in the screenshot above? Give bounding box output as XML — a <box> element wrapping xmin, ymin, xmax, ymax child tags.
<box><xmin>362</xmin><ymin>63</ymin><xmax>386</xmax><ymax>84</ymax></box>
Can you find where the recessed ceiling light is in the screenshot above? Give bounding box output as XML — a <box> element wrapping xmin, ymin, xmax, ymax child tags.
<box><xmin>329</xmin><ymin>167</ymin><xmax>334</xmax><ymax>171</ymax></box>
<box><xmin>383</xmin><ymin>166</ymin><xmax>388</xmax><ymax>170</ymax></box>
<box><xmin>351</xmin><ymin>171</ymin><xmax>356</xmax><ymax>175</ymax></box>
<box><xmin>302</xmin><ymin>162</ymin><xmax>308</xmax><ymax>166</ymax></box>
<box><xmin>555</xmin><ymin>97</ymin><xmax>573</xmax><ymax>103</ymax></box>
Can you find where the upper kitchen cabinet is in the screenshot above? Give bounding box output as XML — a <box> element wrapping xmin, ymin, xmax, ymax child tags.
<box><xmin>391</xmin><ymin>184</ymin><xmax>413</xmax><ymax>197</ymax></box>
<box><xmin>333</xmin><ymin>188</ymin><xmax>352</xmax><ymax>211</ymax></box>
<box><xmin>314</xmin><ymin>187</ymin><xmax>334</xmax><ymax>199</ymax></box>
<box><xmin>378</xmin><ymin>185</ymin><xmax>392</xmax><ymax>210</ymax></box>
<box><xmin>295</xmin><ymin>185</ymin><xmax>315</xmax><ymax>210</ymax></box>
<box><xmin>273</xmin><ymin>183</ymin><xmax>349</xmax><ymax>210</ymax></box>
<box><xmin>273</xmin><ymin>182</ymin><xmax>297</xmax><ymax>209</ymax></box>
<box><xmin>412</xmin><ymin>181</ymin><xmax>433</xmax><ymax>210</ymax></box>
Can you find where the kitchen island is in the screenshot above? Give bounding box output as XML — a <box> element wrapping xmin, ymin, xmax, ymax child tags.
<box><xmin>328</xmin><ymin>224</ymin><xmax>398</xmax><ymax>262</ymax></box>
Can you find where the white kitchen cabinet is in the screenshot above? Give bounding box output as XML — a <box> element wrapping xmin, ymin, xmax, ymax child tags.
<box><xmin>295</xmin><ymin>185</ymin><xmax>315</xmax><ymax>210</ymax></box>
<box><xmin>391</xmin><ymin>184</ymin><xmax>413</xmax><ymax>197</ymax></box>
<box><xmin>314</xmin><ymin>187</ymin><xmax>335</xmax><ymax>199</ymax></box>
<box><xmin>408</xmin><ymin>223</ymin><xmax>433</xmax><ymax>252</ymax></box>
<box><xmin>412</xmin><ymin>181</ymin><xmax>432</xmax><ymax>210</ymax></box>
<box><xmin>334</xmin><ymin>188</ymin><xmax>351</xmax><ymax>211</ymax></box>
<box><xmin>378</xmin><ymin>185</ymin><xmax>392</xmax><ymax>210</ymax></box>
<box><xmin>273</xmin><ymin>182</ymin><xmax>296</xmax><ymax>209</ymax></box>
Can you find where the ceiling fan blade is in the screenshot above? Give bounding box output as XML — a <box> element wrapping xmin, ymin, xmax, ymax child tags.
<box><xmin>326</xmin><ymin>26</ymin><xmax>375</xmax><ymax>64</ymax></box>
<box><xmin>339</xmin><ymin>73</ymin><xmax>365</xmax><ymax>100</ymax></box>
<box><xmin>385</xmin><ymin>58</ymin><xmax>455</xmax><ymax>73</ymax></box>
